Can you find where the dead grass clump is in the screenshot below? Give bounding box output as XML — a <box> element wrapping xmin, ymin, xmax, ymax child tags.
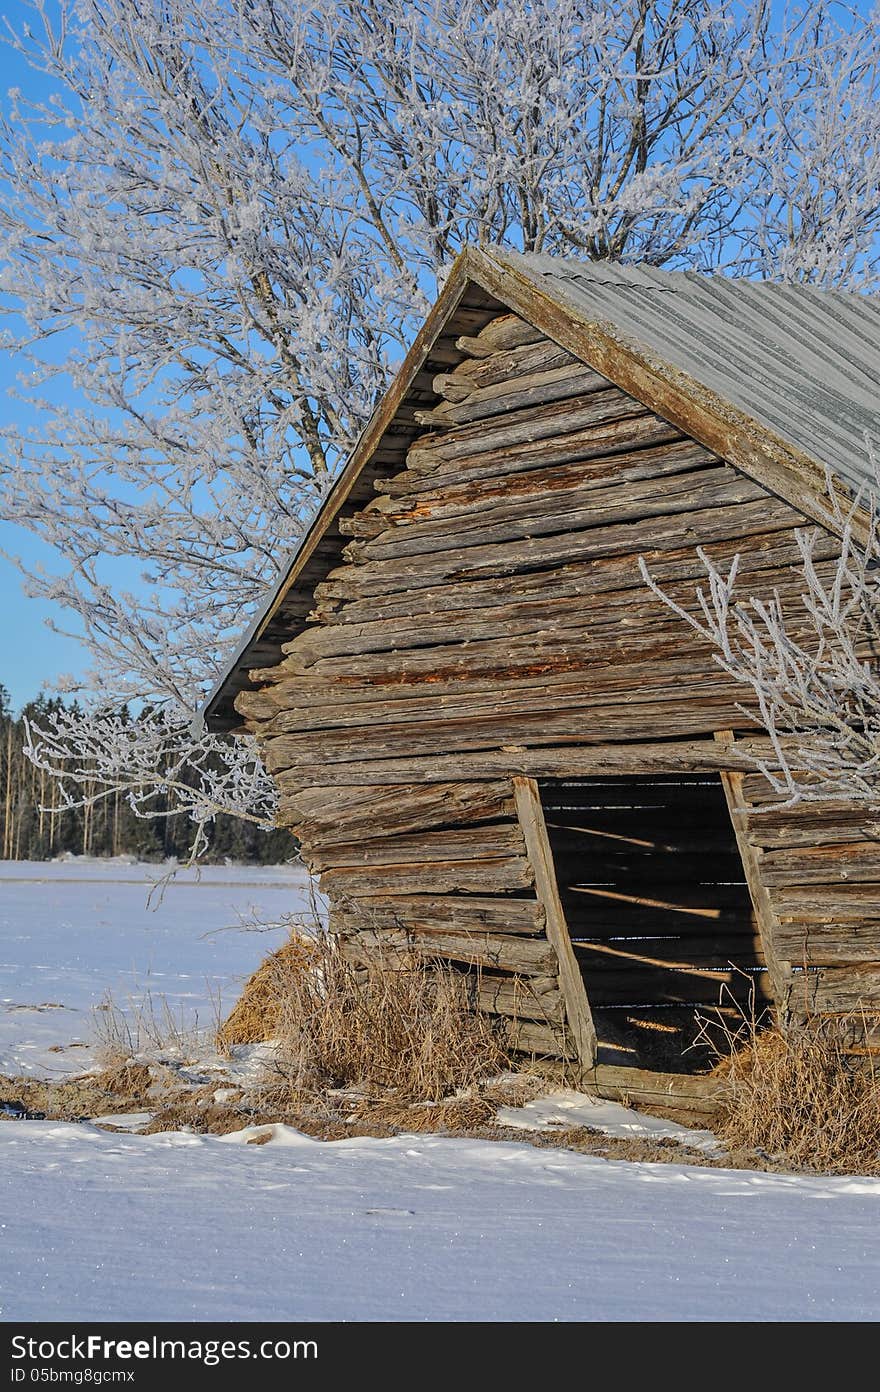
<box><xmin>1</xmin><ymin>1067</ymin><xmax>155</xmax><ymax>1123</ymax></box>
<box><xmin>350</xmin><ymin>1093</ymin><xmax>499</xmax><ymax>1133</ymax></box>
<box><xmin>714</xmin><ymin>1016</ymin><xmax>880</xmax><ymax>1174</ymax></box>
<box><xmin>217</xmin><ymin>934</ymin><xmax>319</xmax><ymax>1049</ymax></box>
<box><xmin>95</xmin><ymin>1060</ymin><xmax>153</xmax><ymax>1097</ymax></box>
<box><xmin>244</xmin><ymin>934</ymin><xmax>510</xmax><ymax>1103</ymax></box>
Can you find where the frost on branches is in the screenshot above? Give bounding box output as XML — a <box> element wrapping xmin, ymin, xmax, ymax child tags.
<box><xmin>1</xmin><ymin>1</ymin><xmax>880</xmax><ymax>851</ymax></box>
<box><xmin>22</xmin><ymin>707</ymin><xmax>278</xmax><ymax>859</ymax></box>
<box><xmin>641</xmin><ymin>473</ymin><xmax>880</xmax><ymax>812</ymax></box>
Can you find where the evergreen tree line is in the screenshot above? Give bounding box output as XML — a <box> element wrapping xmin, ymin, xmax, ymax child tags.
<box><xmin>0</xmin><ymin>686</ymin><xmax>296</xmax><ymax>863</ymax></box>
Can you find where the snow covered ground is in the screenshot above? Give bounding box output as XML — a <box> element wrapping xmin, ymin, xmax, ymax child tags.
<box><xmin>0</xmin><ymin>857</ymin><xmax>311</xmax><ymax>1076</ymax></box>
<box><xmin>3</xmin><ymin>1120</ymin><xmax>880</xmax><ymax>1321</ymax></box>
<box><xmin>2</xmin><ymin>858</ymin><xmax>880</xmax><ymax>1322</ymax></box>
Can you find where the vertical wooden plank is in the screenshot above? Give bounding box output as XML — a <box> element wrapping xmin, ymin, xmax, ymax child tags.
<box><xmin>513</xmin><ymin>776</ymin><xmax>597</xmax><ymax>1067</ymax></box>
<box><xmin>714</xmin><ymin>731</ymin><xmax>792</xmax><ymax>1016</ymax></box>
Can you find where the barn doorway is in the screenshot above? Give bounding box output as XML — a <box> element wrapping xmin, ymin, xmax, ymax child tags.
<box><xmin>540</xmin><ymin>775</ymin><xmax>771</xmax><ymax>1073</ymax></box>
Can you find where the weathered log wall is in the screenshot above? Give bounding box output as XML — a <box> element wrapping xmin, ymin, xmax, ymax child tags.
<box><xmin>236</xmin><ymin>309</ymin><xmax>880</xmax><ymax>1069</ymax></box>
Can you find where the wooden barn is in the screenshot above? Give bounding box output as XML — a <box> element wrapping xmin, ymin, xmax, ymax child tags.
<box><xmin>204</xmin><ymin>248</ymin><xmax>880</xmax><ymax>1113</ymax></box>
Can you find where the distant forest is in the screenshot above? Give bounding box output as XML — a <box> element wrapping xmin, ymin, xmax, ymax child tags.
<box><xmin>0</xmin><ymin>687</ymin><xmax>296</xmax><ymax>863</ymax></box>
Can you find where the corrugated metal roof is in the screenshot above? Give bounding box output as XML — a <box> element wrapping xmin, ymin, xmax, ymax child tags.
<box><xmin>504</xmin><ymin>250</ymin><xmax>880</xmax><ymax>497</ymax></box>
<box><xmin>203</xmin><ymin>247</ymin><xmax>880</xmax><ymax>731</ymax></box>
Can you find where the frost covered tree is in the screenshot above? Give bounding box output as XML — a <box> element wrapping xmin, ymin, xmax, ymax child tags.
<box><xmin>642</xmin><ymin>473</ymin><xmax>880</xmax><ymax>812</ymax></box>
<box><xmin>2</xmin><ymin>0</ymin><xmax>880</xmax><ymax>845</ymax></box>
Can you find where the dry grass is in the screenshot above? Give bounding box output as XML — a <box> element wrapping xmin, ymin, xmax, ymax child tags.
<box><xmin>217</xmin><ymin>934</ymin><xmax>319</xmax><ymax>1050</ymax></box>
<box><xmin>222</xmin><ymin>932</ymin><xmax>511</xmax><ymax>1103</ymax></box>
<box><xmin>93</xmin><ymin>988</ymin><xmax>213</xmax><ymax>1064</ymax></box>
<box><xmin>1</xmin><ymin>1062</ymin><xmax>158</xmax><ymax>1122</ymax></box>
<box><xmin>712</xmin><ymin>1015</ymin><xmax>880</xmax><ymax>1174</ymax></box>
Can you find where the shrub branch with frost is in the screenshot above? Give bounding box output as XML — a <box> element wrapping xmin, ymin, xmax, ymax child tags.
<box><xmin>640</xmin><ymin>468</ymin><xmax>880</xmax><ymax>809</ymax></box>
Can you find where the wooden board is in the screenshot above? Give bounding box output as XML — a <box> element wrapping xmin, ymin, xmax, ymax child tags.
<box><xmin>513</xmin><ymin>777</ymin><xmax>596</xmax><ymax>1067</ymax></box>
<box><xmin>716</xmin><ymin>733</ymin><xmax>792</xmax><ymax>1012</ymax></box>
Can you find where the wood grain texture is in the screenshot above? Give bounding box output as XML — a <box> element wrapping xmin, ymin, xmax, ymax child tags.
<box><xmin>716</xmin><ymin>733</ymin><xmax>792</xmax><ymax>1013</ymax></box>
<box><xmin>513</xmin><ymin>777</ymin><xmax>597</xmax><ymax>1067</ymax></box>
<box><xmin>334</xmin><ymin>924</ymin><xmax>557</xmax><ymax>974</ymax></box>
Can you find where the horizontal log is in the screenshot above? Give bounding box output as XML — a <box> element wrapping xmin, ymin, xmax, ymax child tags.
<box><xmin>334</xmin><ymin>925</ymin><xmax>557</xmax><ymax>974</ymax></box>
<box><xmin>284</xmin><ymin>595</ymin><xmax>716</xmax><ymax>667</ymax></box>
<box><xmin>433</xmin><ymin>338</ymin><xmax>578</xmax><ymax>396</ymax></box>
<box><xmin>498</xmin><ymin>1017</ymin><xmax>576</xmax><ymax>1058</ymax></box>
<box><xmin>270</xmin><ymin>736</ymin><xmax>780</xmax><ymax>787</ymax></box>
<box><xmin>416</xmin><ymin>363</ymin><xmax>609</xmax><ymax>427</ymax></box>
<box><xmin>406</xmin><ymin>410</ymin><xmax>680</xmax><ymax>489</ymax></box>
<box><xmin>273</xmin><ymin>606</ymin><xmax>794</xmax><ymax>693</ymax></box>
<box><xmin>262</xmin><ymin>697</ymin><xmax>752</xmax><ymax>770</ymax></box>
<box><xmin>743</xmin><ymin>811</ymin><xmax>880</xmax><ymax>850</ymax></box>
<box><xmin>254</xmin><ymin>669</ymin><xmax>746</xmax><ymax>738</ymax></box>
<box><xmin>761</xmin><ymin>842</ymin><xmax>880</xmax><ymax>886</ymax></box>
<box><xmin>738</xmin><ymin>776</ymin><xmax>835</xmax><ymax>806</ymax></box>
<box><xmin>312</xmin><ymin>526</ymin><xmax>841</xmax><ymax>617</ymax></box>
<box><xmin>283</xmin><ymin>576</ymin><xmax>729</xmax><ymax>670</ymax></box>
<box><xmin>583</xmin><ymin>1076</ymin><xmax>723</xmax><ymax>1115</ymax></box>
<box><xmin>320</xmin><ymin>855</ymin><xmax>534</xmax><ymax>898</ymax></box>
<box><xmin>260</xmin><ymin>678</ymin><xmax>750</xmax><ymax>746</ymax></box>
<box><xmin>306</xmin><ymin>824</ymin><xmax>525</xmax><ymax>872</ymax></box>
<box><xmin>773</xmin><ymin>920</ymin><xmax>880</xmax><ymax>966</ymax></box>
<box><xmin>770</xmin><ymin>885</ymin><xmax>880</xmax><ymax>922</ymax></box>
<box><xmin>312</xmin><ymin>496</ymin><xmax>802</xmax><ymax>601</ymax></box>
<box><xmin>373</xmin><ymin>440</ymin><xmax>715</xmax><ymax>513</ymax></box>
<box><xmin>344</xmin><ymin>469</ymin><xmax>765</xmax><ymax>565</ymax></box>
<box><xmin>791</xmin><ymin>964</ymin><xmax>880</xmax><ymax>1013</ymax></box>
<box><xmin>329</xmin><ymin>892</ymin><xmax>546</xmax><ymax>935</ymax></box>
<box><xmin>455</xmin><ymin>314</ymin><xmax>544</xmax><ymax>357</ymax></box>
<box><xmin>277</xmin><ymin>576</ymin><xmax>829</xmax><ymax>693</ymax></box>
<box><xmin>378</xmin><ymin>440</ymin><xmax>718</xmax><ymax>512</ymax></box>
<box><xmin>406</xmin><ymin>389</ymin><xmax>650</xmax><ymax>469</ymax></box>
<box><xmin>582</xmin><ymin>1062</ymin><xmax>724</xmax><ymax>1100</ymax></box>
<box><xmin>476</xmin><ymin>973</ymin><xmax>564</xmax><ymax>1022</ymax></box>
<box><xmin>337</xmin><ymin>510</ymin><xmax>392</xmax><ymax>540</ymax></box>
<box><xmin>347</xmin><ymin>455</ymin><xmax>723</xmax><ymax>546</ymax></box>
<box><xmin>277</xmin><ymin>780</ymin><xmax>515</xmax><ymax>844</ymax></box>
<box><xmin>275</xmin><ymin>627</ymin><xmax>733</xmax><ymax>688</ymax></box>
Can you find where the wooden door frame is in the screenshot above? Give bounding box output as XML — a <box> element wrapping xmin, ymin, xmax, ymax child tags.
<box><xmin>513</xmin><ymin>776</ymin><xmax>597</xmax><ymax>1069</ymax></box>
<box><xmin>514</xmin><ymin>755</ymin><xmax>789</xmax><ymax>1088</ymax></box>
<box><xmin>714</xmin><ymin>731</ymin><xmax>792</xmax><ymax>1017</ymax></box>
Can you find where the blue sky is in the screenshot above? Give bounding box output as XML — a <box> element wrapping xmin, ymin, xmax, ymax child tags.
<box><xmin>0</xmin><ymin>1</ymin><xmax>89</xmax><ymax>712</ymax></box>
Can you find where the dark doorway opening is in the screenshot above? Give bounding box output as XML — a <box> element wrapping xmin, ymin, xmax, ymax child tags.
<box><xmin>540</xmin><ymin>775</ymin><xmax>771</xmax><ymax>1073</ymax></box>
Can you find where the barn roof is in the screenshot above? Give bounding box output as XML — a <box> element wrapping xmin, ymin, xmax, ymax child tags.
<box><xmin>202</xmin><ymin>247</ymin><xmax>880</xmax><ymax>732</ymax></box>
